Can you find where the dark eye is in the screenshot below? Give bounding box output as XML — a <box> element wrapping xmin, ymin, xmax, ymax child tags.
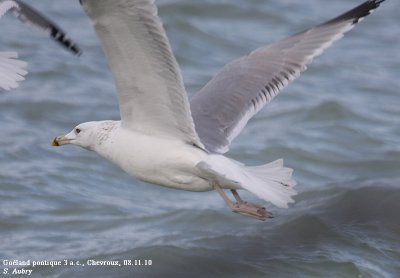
<box><xmin>75</xmin><ymin>128</ymin><xmax>81</xmax><ymax>134</ymax></box>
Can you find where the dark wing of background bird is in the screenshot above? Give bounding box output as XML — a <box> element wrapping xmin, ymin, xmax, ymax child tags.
<box><xmin>0</xmin><ymin>0</ymin><xmax>82</xmax><ymax>56</ymax></box>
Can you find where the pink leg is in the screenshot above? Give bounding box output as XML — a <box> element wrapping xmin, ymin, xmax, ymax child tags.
<box><xmin>213</xmin><ymin>183</ymin><xmax>273</xmax><ymax>221</ymax></box>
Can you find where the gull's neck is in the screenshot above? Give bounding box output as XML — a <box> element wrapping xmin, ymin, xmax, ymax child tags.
<box><xmin>90</xmin><ymin>120</ymin><xmax>120</xmax><ymax>155</ymax></box>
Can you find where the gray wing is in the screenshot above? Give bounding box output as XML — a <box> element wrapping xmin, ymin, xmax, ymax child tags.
<box><xmin>190</xmin><ymin>0</ymin><xmax>385</xmax><ymax>153</ymax></box>
<box><xmin>81</xmin><ymin>0</ymin><xmax>204</xmax><ymax>148</ymax></box>
<box><xmin>0</xmin><ymin>0</ymin><xmax>81</xmax><ymax>56</ymax></box>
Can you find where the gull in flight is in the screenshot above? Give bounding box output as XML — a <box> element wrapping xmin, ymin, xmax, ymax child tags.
<box><xmin>0</xmin><ymin>0</ymin><xmax>81</xmax><ymax>90</ymax></box>
<box><xmin>53</xmin><ymin>0</ymin><xmax>385</xmax><ymax>220</ymax></box>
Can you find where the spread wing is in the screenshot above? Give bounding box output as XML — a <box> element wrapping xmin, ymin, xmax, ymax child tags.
<box><xmin>0</xmin><ymin>0</ymin><xmax>81</xmax><ymax>56</ymax></box>
<box><xmin>0</xmin><ymin>0</ymin><xmax>82</xmax><ymax>91</ymax></box>
<box><xmin>81</xmin><ymin>0</ymin><xmax>204</xmax><ymax>148</ymax></box>
<box><xmin>190</xmin><ymin>0</ymin><xmax>385</xmax><ymax>153</ymax></box>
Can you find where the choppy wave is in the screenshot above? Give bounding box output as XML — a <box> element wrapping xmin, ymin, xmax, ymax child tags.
<box><xmin>1</xmin><ymin>176</ymin><xmax>399</xmax><ymax>277</ymax></box>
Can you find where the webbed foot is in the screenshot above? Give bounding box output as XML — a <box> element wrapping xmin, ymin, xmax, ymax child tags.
<box><xmin>213</xmin><ymin>183</ymin><xmax>273</xmax><ymax>221</ymax></box>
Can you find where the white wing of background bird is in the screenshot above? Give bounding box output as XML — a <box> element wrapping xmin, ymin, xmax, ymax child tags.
<box><xmin>81</xmin><ymin>0</ymin><xmax>204</xmax><ymax>148</ymax></box>
<box><xmin>190</xmin><ymin>0</ymin><xmax>385</xmax><ymax>154</ymax></box>
<box><xmin>0</xmin><ymin>52</ymin><xmax>27</xmax><ymax>90</ymax></box>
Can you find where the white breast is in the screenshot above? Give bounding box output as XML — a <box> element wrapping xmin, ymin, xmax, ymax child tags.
<box><xmin>94</xmin><ymin>126</ymin><xmax>212</xmax><ymax>191</ymax></box>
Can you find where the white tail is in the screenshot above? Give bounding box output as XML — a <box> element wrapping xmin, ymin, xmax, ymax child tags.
<box><xmin>245</xmin><ymin>159</ymin><xmax>297</xmax><ymax>208</ymax></box>
<box><xmin>199</xmin><ymin>156</ymin><xmax>297</xmax><ymax>208</ymax></box>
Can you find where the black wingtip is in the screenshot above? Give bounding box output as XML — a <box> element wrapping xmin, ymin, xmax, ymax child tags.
<box><xmin>323</xmin><ymin>0</ymin><xmax>386</xmax><ymax>26</ymax></box>
<box><xmin>50</xmin><ymin>27</ymin><xmax>83</xmax><ymax>57</ymax></box>
<box><xmin>13</xmin><ymin>0</ymin><xmax>83</xmax><ymax>57</ymax></box>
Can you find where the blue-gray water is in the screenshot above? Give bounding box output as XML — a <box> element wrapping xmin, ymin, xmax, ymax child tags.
<box><xmin>1</xmin><ymin>0</ymin><xmax>400</xmax><ymax>277</ymax></box>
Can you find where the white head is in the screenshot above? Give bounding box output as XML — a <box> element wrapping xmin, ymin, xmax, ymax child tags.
<box><xmin>52</xmin><ymin>121</ymin><xmax>117</xmax><ymax>150</ymax></box>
